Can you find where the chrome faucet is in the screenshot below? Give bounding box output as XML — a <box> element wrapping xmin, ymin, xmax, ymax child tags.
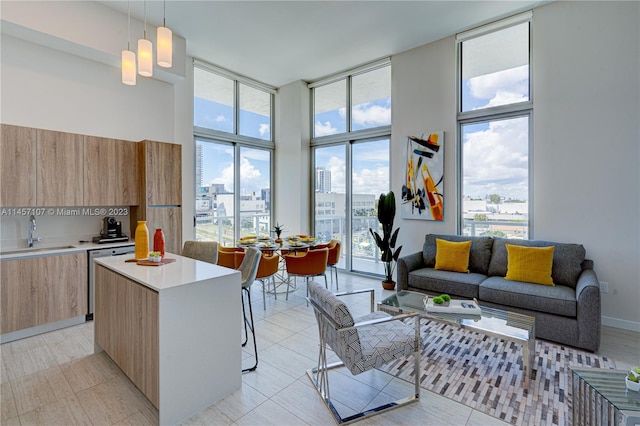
<box><xmin>27</xmin><ymin>215</ymin><xmax>42</xmax><ymax>248</ymax></box>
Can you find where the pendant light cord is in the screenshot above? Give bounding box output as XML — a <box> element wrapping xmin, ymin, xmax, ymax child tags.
<box><xmin>143</xmin><ymin>0</ymin><xmax>147</xmax><ymax>40</ymax></box>
<box><xmin>163</xmin><ymin>0</ymin><xmax>166</xmax><ymax>27</ymax></box>
<box><xmin>127</xmin><ymin>0</ymin><xmax>131</xmax><ymax>50</ymax></box>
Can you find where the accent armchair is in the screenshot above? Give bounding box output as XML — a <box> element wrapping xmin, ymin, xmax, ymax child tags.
<box><xmin>307</xmin><ymin>281</ymin><xmax>421</xmax><ymax>424</ymax></box>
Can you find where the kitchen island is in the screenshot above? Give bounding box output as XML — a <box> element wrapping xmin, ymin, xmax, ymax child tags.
<box><xmin>94</xmin><ymin>253</ymin><xmax>240</xmax><ymax>425</ymax></box>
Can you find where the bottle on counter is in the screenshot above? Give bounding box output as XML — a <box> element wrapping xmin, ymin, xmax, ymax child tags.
<box><xmin>153</xmin><ymin>228</ymin><xmax>165</xmax><ymax>259</ymax></box>
<box><xmin>134</xmin><ymin>221</ymin><xmax>149</xmax><ymax>259</ymax></box>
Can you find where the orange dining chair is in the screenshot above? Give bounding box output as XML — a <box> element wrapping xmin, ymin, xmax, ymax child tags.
<box><xmin>217</xmin><ymin>246</ymin><xmax>244</xmax><ymax>269</ymax></box>
<box><xmin>256</xmin><ymin>253</ymin><xmax>280</xmax><ymax>310</ymax></box>
<box><xmin>326</xmin><ymin>240</ymin><xmax>341</xmax><ymax>290</ymax></box>
<box><xmin>284</xmin><ymin>248</ymin><xmax>328</xmax><ymax>304</ymax></box>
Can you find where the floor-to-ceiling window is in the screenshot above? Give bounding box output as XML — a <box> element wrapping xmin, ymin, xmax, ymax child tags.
<box><xmin>351</xmin><ymin>139</ymin><xmax>390</xmax><ymax>273</ymax></box>
<box><xmin>457</xmin><ymin>13</ymin><xmax>532</xmax><ymax>238</ymax></box>
<box><xmin>194</xmin><ymin>61</ymin><xmax>275</xmax><ymax>244</ymax></box>
<box><xmin>311</xmin><ymin>60</ymin><xmax>391</xmax><ymax>276</ymax></box>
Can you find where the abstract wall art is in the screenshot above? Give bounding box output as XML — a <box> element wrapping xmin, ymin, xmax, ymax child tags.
<box><xmin>401</xmin><ymin>132</ymin><xmax>444</xmax><ymax>220</ymax></box>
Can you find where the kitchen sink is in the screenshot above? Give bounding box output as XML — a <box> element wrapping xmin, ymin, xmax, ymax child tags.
<box><xmin>0</xmin><ymin>245</ymin><xmax>77</xmax><ymax>256</ymax></box>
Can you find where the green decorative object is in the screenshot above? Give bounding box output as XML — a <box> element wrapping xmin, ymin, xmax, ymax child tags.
<box><xmin>272</xmin><ymin>222</ymin><xmax>285</xmax><ymax>238</ymax></box>
<box><xmin>369</xmin><ymin>191</ymin><xmax>403</xmax><ymax>289</ymax></box>
<box><xmin>441</xmin><ymin>294</ymin><xmax>451</xmax><ymax>302</ymax></box>
<box><xmin>433</xmin><ymin>296</ymin><xmax>444</xmax><ymax>304</ymax></box>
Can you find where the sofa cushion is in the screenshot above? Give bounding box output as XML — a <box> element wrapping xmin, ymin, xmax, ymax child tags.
<box><xmin>408</xmin><ymin>268</ymin><xmax>485</xmax><ymax>299</ymax></box>
<box><xmin>480</xmin><ymin>276</ymin><xmax>577</xmax><ymax>317</ymax></box>
<box><xmin>435</xmin><ymin>239</ymin><xmax>472</xmax><ymax>273</ymax></box>
<box><xmin>488</xmin><ymin>238</ymin><xmax>586</xmax><ymax>288</ymax></box>
<box><xmin>505</xmin><ymin>244</ymin><xmax>555</xmax><ymax>286</ymax></box>
<box><xmin>423</xmin><ymin>234</ymin><xmax>493</xmax><ymax>275</ymax></box>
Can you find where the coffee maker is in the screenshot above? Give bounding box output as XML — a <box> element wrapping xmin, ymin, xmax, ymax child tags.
<box><xmin>92</xmin><ymin>216</ymin><xmax>128</xmax><ymax>243</ymax></box>
<box><xmin>102</xmin><ymin>216</ymin><xmax>120</xmax><ymax>237</ymax></box>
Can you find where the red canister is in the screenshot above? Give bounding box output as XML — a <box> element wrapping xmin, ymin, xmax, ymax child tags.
<box><xmin>153</xmin><ymin>228</ymin><xmax>165</xmax><ymax>258</ymax></box>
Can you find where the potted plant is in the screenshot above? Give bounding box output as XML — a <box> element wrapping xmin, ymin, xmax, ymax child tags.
<box><xmin>369</xmin><ymin>191</ymin><xmax>403</xmax><ymax>290</ymax></box>
<box><xmin>272</xmin><ymin>223</ymin><xmax>285</xmax><ymax>245</ymax></box>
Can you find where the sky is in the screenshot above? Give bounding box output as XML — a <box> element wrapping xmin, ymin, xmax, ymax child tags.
<box><xmin>195</xmin><ymin>95</ymin><xmax>392</xmax><ymax>197</ymax></box>
<box><xmin>195</xmin><ymin>96</ymin><xmax>272</xmax><ymax>196</ymax></box>
<box><xmin>194</xmin><ymin>61</ymin><xmax>529</xmax><ymax>203</ymax></box>
<box><xmin>461</xmin><ymin>64</ymin><xmax>530</xmax><ymax>202</ymax></box>
<box><xmin>196</xmin><ymin>140</ymin><xmax>271</xmax><ymax>197</ymax></box>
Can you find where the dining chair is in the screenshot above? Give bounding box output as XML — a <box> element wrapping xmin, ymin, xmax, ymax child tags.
<box><xmin>181</xmin><ymin>241</ymin><xmax>218</xmax><ymax>264</ymax></box>
<box><xmin>237</xmin><ymin>247</ymin><xmax>261</xmax><ymax>372</ymax></box>
<box><xmin>307</xmin><ymin>281</ymin><xmax>421</xmax><ymax>424</ymax></box>
<box><xmin>217</xmin><ymin>246</ymin><xmax>244</xmax><ymax>268</ymax></box>
<box><xmin>326</xmin><ymin>240</ymin><xmax>341</xmax><ymax>290</ymax></box>
<box><xmin>256</xmin><ymin>252</ymin><xmax>280</xmax><ymax>310</ymax></box>
<box><xmin>284</xmin><ymin>247</ymin><xmax>328</xmax><ymax>304</ymax></box>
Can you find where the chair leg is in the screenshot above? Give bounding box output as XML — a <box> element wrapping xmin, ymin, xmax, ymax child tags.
<box><xmin>241</xmin><ymin>292</ymin><xmax>248</xmax><ymax>347</ymax></box>
<box><xmin>323</xmin><ymin>273</ymin><xmax>328</xmax><ymax>290</ymax></box>
<box><xmin>242</xmin><ymin>287</ymin><xmax>258</xmax><ymax>372</ymax></box>
<box><xmin>261</xmin><ymin>279</ymin><xmax>266</xmax><ymax>311</ymax></box>
<box><xmin>272</xmin><ymin>276</ymin><xmax>278</xmax><ymax>300</ymax></box>
<box><xmin>286</xmin><ymin>276</ymin><xmax>295</xmax><ymax>301</ymax></box>
<box><xmin>333</xmin><ymin>266</ymin><xmax>339</xmax><ymax>291</ymax></box>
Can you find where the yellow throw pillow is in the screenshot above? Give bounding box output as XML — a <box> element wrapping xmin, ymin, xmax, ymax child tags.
<box><xmin>434</xmin><ymin>239</ymin><xmax>472</xmax><ymax>273</ymax></box>
<box><xmin>505</xmin><ymin>244</ymin><xmax>555</xmax><ymax>286</ymax></box>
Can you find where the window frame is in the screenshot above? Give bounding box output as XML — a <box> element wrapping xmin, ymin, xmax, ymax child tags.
<box><xmin>309</xmin><ymin>60</ymin><xmax>392</xmax><ymax>275</ymax></box>
<box><xmin>194</xmin><ymin>59</ymin><xmax>276</xmax><ymax>144</ymax></box>
<box><xmin>193</xmin><ymin>60</ymin><xmax>276</xmax><ymax>242</ymax></box>
<box><xmin>456</xmin><ymin>12</ymin><xmax>534</xmax><ymax>238</ymax></box>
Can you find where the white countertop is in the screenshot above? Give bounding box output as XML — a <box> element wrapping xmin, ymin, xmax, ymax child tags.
<box><xmin>94</xmin><ymin>253</ymin><xmax>239</xmax><ymax>291</ymax></box>
<box><xmin>0</xmin><ymin>241</ymin><xmax>135</xmax><ymax>260</ymax></box>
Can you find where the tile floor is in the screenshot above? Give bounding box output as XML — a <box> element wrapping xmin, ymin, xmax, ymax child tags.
<box><xmin>1</xmin><ymin>272</ymin><xmax>639</xmax><ymax>425</ymax></box>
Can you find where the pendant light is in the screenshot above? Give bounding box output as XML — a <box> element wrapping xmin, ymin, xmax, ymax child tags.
<box><xmin>121</xmin><ymin>0</ymin><xmax>136</xmax><ymax>85</ymax></box>
<box><xmin>137</xmin><ymin>0</ymin><xmax>153</xmax><ymax>77</ymax></box>
<box><xmin>157</xmin><ymin>0</ymin><xmax>172</xmax><ymax>68</ymax></box>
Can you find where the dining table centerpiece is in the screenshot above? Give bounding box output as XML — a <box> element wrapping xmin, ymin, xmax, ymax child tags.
<box><xmin>273</xmin><ymin>223</ymin><xmax>285</xmax><ymax>245</ymax></box>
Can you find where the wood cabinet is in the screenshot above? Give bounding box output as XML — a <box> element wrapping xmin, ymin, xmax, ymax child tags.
<box><xmin>36</xmin><ymin>129</ymin><xmax>84</xmax><ymax>206</ymax></box>
<box><xmin>146</xmin><ymin>207</ymin><xmax>182</xmax><ymax>254</ymax></box>
<box><xmin>95</xmin><ymin>265</ymin><xmax>159</xmax><ymax>407</ymax></box>
<box><xmin>132</xmin><ymin>140</ymin><xmax>182</xmax><ymax>254</ymax></box>
<box><xmin>1</xmin><ymin>124</ymin><xmax>37</xmax><ymax>207</ymax></box>
<box><xmin>141</xmin><ymin>140</ymin><xmax>181</xmax><ymax>206</ymax></box>
<box><xmin>1</xmin><ymin>253</ymin><xmax>87</xmax><ymax>334</ymax></box>
<box><xmin>84</xmin><ymin>136</ymin><xmax>139</xmax><ymax>206</ymax></box>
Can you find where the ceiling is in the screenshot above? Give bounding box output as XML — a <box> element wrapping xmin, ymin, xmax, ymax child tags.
<box><xmin>98</xmin><ymin>1</ymin><xmax>547</xmax><ymax>88</ymax></box>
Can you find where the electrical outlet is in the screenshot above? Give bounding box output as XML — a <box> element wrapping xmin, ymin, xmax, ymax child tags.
<box><xmin>600</xmin><ymin>281</ymin><xmax>609</xmax><ymax>293</ymax></box>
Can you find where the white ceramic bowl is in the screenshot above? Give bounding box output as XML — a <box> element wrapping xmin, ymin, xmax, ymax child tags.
<box><xmin>626</xmin><ymin>376</ymin><xmax>640</xmax><ymax>392</ymax></box>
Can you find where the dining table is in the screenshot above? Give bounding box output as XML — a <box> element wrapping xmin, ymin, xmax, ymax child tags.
<box><xmin>237</xmin><ymin>235</ymin><xmax>322</xmax><ymax>294</ymax></box>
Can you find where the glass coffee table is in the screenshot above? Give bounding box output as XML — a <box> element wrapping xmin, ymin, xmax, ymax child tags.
<box><xmin>378</xmin><ymin>290</ymin><xmax>536</xmax><ymax>379</ymax></box>
<box><xmin>572</xmin><ymin>368</ymin><xmax>640</xmax><ymax>425</ymax></box>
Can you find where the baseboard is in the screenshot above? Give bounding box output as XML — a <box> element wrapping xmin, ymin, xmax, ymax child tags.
<box><xmin>0</xmin><ymin>315</ymin><xmax>86</xmax><ymax>343</ymax></box>
<box><xmin>602</xmin><ymin>315</ymin><xmax>640</xmax><ymax>332</ymax></box>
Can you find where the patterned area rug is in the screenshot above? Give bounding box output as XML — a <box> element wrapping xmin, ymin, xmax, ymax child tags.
<box><xmin>377</xmin><ymin>319</ymin><xmax>616</xmax><ymax>425</ymax></box>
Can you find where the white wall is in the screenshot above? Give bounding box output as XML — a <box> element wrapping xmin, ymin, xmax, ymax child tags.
<box><xmin>0</xmin><ymin>1</ymin><xmax>193</xmax><ymax>248</ymax></box>
<box><xmin>275</xmin><ymin>81</ymin><xmax>311</xmax><ymax>235</ymax></box>
<box><xmin>391</xmin><ymin>1</ymin><xmax>640</xmax><ymax>330</ymax></box>
<box><xmin>391</xmin><ymin>36</ymin><xmax>458</xmax><ymax>249</ymax></box>
<box><xmin>1</xmin><ymin>35</ymin><xmax>174</xmax><ymax>141</ymax></box>
<box><xmin>532</xmin><ymin>1</ymin><xmax>640</xmax><ymax>330</ymax></box>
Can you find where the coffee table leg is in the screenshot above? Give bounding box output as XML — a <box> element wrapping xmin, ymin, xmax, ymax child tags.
<box><xmin>523</xmin><ymin>336</ymin><xmax>536</xmax><ymax>379</ymax></box>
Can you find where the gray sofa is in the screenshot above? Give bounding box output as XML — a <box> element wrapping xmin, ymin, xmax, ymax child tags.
<box><xmin>397</xmin><ymin>234</ymin><xmax>601</xmax><ymax>352</ymax></box>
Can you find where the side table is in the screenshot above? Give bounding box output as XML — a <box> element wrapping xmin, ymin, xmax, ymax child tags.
<box><xmin>572</xmin><ymin>368</ymin><xmax>640</xmax><ymax>426</ymax></box>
